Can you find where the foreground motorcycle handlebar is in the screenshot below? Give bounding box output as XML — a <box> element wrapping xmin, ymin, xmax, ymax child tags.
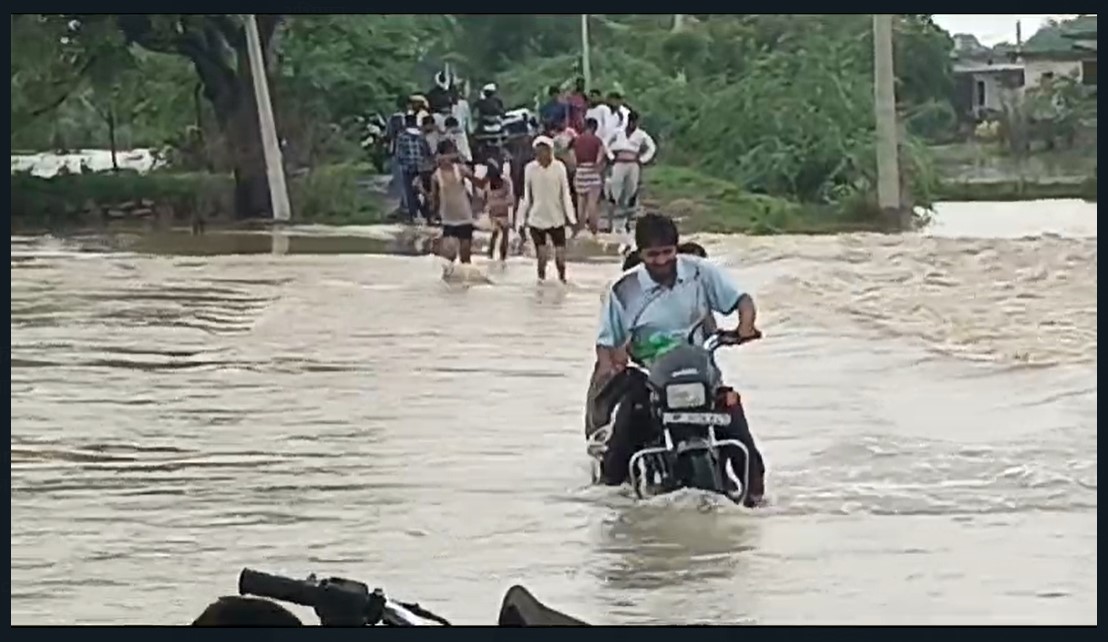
<box><xmin>707</xmin><ymin>328</ymin><xmax>763</xmax><ymax>350</ymax></box>
<box><xmin>237</xmin><ymin>568</ymin><xmax>587</xmax><ymax>627</ymax></box>
<box><xmin>238</xmin><ymin>568</ymin><xmax>450</xmax><ymax>626</ymax></box>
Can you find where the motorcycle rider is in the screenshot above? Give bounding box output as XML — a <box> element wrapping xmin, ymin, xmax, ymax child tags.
<box><xmin>474</xmin><ymin>83</ymin><xmax>506</xmax><ymax>123</ymax></box>
<box><xmin>593</xmin><ymin>213</ymin><xmax>766</xmax><ymax>505</ymax></box>
<box><xmin>472</xmin><ymin>84</ymin><xmax>507</xmax><ymax>161</ymax></box>
<box><xmin>427</xmin><ymin>71</ymin><xmax>454</xmax><ymax>115</ymax></box>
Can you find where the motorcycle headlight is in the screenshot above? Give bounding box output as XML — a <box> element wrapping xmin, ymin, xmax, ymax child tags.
<box><xmin>664</xmin><ymin>383</ymin><xmax>707</xmax><ymax>410</ymax></box>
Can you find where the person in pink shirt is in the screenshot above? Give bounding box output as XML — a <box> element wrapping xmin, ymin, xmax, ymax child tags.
<box><xmin>566</xmin><ymin>77</ymin><xmax>588</xmax><ymax>133</ymax></box>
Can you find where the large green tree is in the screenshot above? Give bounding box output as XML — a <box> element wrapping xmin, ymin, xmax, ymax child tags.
<box><xmin>109</xmin><ymin>14</ymin><xmax>284</xmax><ymax>218</ymax></box>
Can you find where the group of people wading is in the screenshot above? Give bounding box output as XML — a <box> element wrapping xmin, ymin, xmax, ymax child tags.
<box><xmin>384</xmin><ymin>72</ymin><xmax>657</xmax><ymax>283</ymax></box>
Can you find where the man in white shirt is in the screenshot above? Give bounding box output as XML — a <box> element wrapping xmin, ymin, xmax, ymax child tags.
<box><xmin>585</xmin><ymin>90</ymin><xmax>614</xmax><ymax>141</ymax></box>
<box><xmin>607</xmin><ymin>92</ymin><xmax>631</xmax><ymax>131</ymax></box>
<box><xmin>516</xmin><ymin>136</ymin><xmax>578</xmax><ymax>283</ymax></box>
<box><xmin>606</xmin><ymin>110</ymin><xmax>657</xmax><ymax>222</ymax></box>
<box><xmin>451</xmin><ymin>80</ymin><xmax>473</xmax><ymax>134</ymax></box>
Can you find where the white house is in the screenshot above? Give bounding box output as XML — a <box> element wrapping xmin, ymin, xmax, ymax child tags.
<box><xmin>951</xmin><ymin>17</ymin><xmax>1097</xmax><ymax>121</ymax></box>
<box><xmin>952</xmin><ymin>61</ymin><xmax>1025</xmax><ymax>117</ymax></box>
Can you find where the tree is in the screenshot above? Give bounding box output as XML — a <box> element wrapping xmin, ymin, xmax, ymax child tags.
<box><xmin>10</xmin><ymin>15</ymin><xmax>113</xmax><ymax>140</ymax></box>
<box><xmin>79</xmin><ymin>43</ymin><xmax>148</xmax><ymax>170</ymax></box>
<box><xmin>72</xmin><ymin>14</ymin><xmax>286</xmax><ymax>218</ymax></box>
<box><xmin>274</xmin><ymin>15</ymin><xmax>453</xmax><ymax>167</ymax></box>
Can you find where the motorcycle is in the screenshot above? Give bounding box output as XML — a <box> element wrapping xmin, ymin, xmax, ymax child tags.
<box><xmin>353</xmin><ymin>113</ymin><xmax>390</xmax><ymax>173</ymax></box>
<box><xmin>230</xmin><ymin>568</ymin><xmax>587</xmax><ymax>626</ymax></box>
<box><xmin>586</xmin><ymin>326</ymin><xmax>762</xmax><ymax>505</ymax></box>
<box><xmin>471</xmin><ymin>108</ymin><xmax>538</xmax><ymax>163</ymax></box>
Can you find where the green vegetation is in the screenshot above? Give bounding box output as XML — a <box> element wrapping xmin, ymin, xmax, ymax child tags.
<box><xmin>8</xmin><ymin>14</ymin><xmax>1097</xmax><ymax>234</ymax></box>
<box><xmin>934</xmin><ymin>176</ymin><xmax>1097</xmax><ymax>202</ymax></box>
<box><xmin>929</xmin><ymin>141</ymin><xmax>1097</xmax><ymax>202</ymax></box>
<box><xmin>641</xmin><ymin>165</ymin><xmax>897</xmax><ymax>235</ymax></box>
<box><xmin>10</xmin><ymin>165</ymin><xmax>386</xmax><ymax>232</ymax></box>
<box><xmin>945</xmin><ymin>15</ymin><xmax>1098</xmax><ymax>199</ymax></box>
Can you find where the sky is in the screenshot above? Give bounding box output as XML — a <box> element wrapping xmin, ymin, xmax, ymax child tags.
<box><xmin>932</xmin><ymin>14</ymin><xmax>1084</xmax><ymax>46</ymax></box>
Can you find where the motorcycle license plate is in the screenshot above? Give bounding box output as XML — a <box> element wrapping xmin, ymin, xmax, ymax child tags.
<box><xmin>661</xmin><ymin>412</ymin><xmax>731</xmax><ymax>426</ymax></box>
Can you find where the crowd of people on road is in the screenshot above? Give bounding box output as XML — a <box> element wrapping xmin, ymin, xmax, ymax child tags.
<box><xmin>382</xmin><ymin>73</ymin><xmax>658</xmax><ymax>283</ymax></box>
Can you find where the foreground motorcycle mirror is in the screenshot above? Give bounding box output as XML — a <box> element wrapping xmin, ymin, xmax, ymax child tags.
<box><xmin>497</xmin><ymin>586</ymin><xmax>589</xmax><ymax>626</ymax></box>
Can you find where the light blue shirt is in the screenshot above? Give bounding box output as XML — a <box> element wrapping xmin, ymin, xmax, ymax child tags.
<box><xmin>596</xmin><ymin>255</ymin><xmax>745</xmax><ymax>362</ymax></box>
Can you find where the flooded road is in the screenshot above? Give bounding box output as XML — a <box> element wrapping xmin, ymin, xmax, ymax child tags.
<box><xmin>10</xmin><ymin>200</ymin><xmax>1097</xmax><ymax>625</ymax></box>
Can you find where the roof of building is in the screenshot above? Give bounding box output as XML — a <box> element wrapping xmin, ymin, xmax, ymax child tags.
<box><xmin>1023</xmin><ymin>15</ymin><xmax>1097</xmax><ymax>53</ymax></box>
<box><xmin>953</xmin><ymin>62</ymin><xmax>1026</xmax><ymax>74</ymax></box>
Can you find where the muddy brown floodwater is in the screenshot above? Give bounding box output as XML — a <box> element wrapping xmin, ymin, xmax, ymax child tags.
<box><xmin>10</xmin><ymin>200</ymin><xmax>1097</xmax><ymax>625</ymax></box>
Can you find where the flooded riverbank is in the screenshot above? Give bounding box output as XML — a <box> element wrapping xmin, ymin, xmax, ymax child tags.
<box><xmin>10</xmin><ymin>199</ymin><xmax>1096</xmax><ymax>625</ymax></box>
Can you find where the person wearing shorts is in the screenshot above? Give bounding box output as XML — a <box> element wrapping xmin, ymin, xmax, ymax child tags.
<box><xmin>482</xmin><ymin>160</ymin><xmax>515</xmax><ymax>261</ymax></box>
<box><xmin>572</xmin><ymin>117</ymin><xmax>607</xmax><ymax>236</ymax></box>
<box><xmin>516</xmin><ymin>136</ymin><xmax>577</xmax><ymax>282</ymax></box>
<box><xmin>528</xmin><ymin>225</ymin><xmax>567</xmax><ymax>251</ymax></box>
<box><xmin>431</xmin><ymin>139</ymin><xmax>477</xmax><ymax>267</ymax></box>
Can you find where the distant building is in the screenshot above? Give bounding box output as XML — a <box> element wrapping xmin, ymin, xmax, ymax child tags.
<box><xmin>951</xmin><ymin>16</ymin><xmax>1097</xmax><ymax>122</ymax></box>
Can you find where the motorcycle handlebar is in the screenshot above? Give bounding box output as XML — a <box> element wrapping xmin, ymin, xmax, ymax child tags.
<box><xmin>239</xmin><ymin>568</ymin><xmax>323</xmax><ymax>608</ymax></box>
<box><xmin>235</xmin><ymin>568</ymin><xmax>583</xmax><ymax>627</ymax></box>
<box><xmin>712</xmin><ymin>329</ymin><xmax>763</xmax><ymax>347</ymax></box>
<box><xmin>238</xmin><ymin>568</ymin><xmax>450</xmax><ymax>627</ymax></box>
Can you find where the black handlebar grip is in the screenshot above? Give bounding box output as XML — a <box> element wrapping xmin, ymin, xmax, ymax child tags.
<box><xmin>239</xmin><ymin>568</ymin><xmax>321</xmax><ymax>608</ymax></box>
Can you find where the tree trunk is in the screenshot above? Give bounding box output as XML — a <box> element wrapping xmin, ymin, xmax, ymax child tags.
<box><xmin>117</xmin><ymin>16</ymin><xmax>285</xmax><ymax>219</ymax></box>
<box><xmin>228</xmin><ymin>96</ymin><xmax>271</xmax><ymax>219</ymax></box>
<box><xmin>108</xmin><ymin>106</ymin><xmax>118</xmax><ymax>172</ymax></box>
<box><xmin>206</xmin><ymin>64</ymin><xmax>272</xmax><ymax>219</ymax></box>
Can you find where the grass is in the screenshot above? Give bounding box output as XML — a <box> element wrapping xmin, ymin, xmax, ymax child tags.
<box><xmin>10</xmin><ymin>163</ymin><xmax>389</xmax><ymax>232</ymax></box>
<box><xmin>935</xmin><ymin>175</ymin><xmax>1097</xmax><ymax>202</ymax></box>
<box><xmin>928</xmin><ymin>141</ymin><xmax>1097</xmax><ymax>202</ymax></box>
<box><xmin>13</xmin><ymin>161</ymin><xmax>946</xmax><ymax>237</ymax></box>
<box><xmin>640</xmin><ymin>165</ymin><xmax>900</xmax><ymax>235</ymax></box>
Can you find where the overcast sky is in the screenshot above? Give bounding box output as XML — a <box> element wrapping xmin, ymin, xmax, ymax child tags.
<box><xmin>932</xmin><ymin>14</ymin><xmax>1084</xmax><ymax>46</ymax></box>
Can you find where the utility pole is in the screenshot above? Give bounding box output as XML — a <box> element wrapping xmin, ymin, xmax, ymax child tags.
<box><xmin>581</xmin><ymin>14</ymin><xmax>592</xmax><ymax>89</ymax></box>
<box><xmin>244</xmin><ymin>14</ymin><xmax>291</xmax><ymax>223</ymax></box>
<box><xmin>673</xmin><ymin>14</ymin><xmax>685</xmax><ymax>32</ymax></box>
<box><xmin>872</xmin><ymin>14</ymin><xmax>901</xmax><ymax>215</ymax></box>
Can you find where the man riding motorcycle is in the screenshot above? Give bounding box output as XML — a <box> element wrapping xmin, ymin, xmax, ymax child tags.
<box><xmin>474</xmin><ymin>83</ymin><xmax>506</xmax><ymax>124</ymax></box>
<box><xmin>593</xmin><ymin>214</ymin><xmax>767</xmax><ymax>505</ymax></box>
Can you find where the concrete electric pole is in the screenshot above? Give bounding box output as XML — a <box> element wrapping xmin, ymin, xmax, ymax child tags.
<box><xmin>581</xmin><ymin>15</ymin><xmax>592</xmax><ymax>89</ymax></box>
<box><xmin>244</xmin><ymin>14</ymin><xmax>292</xmax><ymax>223</ymax></box>
<box><xmin>872</xmin><ymin>14</ymin><xmax>901</xmax><ymax>216</ymax></box>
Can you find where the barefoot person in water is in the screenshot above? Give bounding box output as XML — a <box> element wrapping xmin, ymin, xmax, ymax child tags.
<box><xmin>430</xmin><ymin>139</ymin><xmax>477</xmax><ymax>270</ymax></box>
<box><xmin>483</xmin><ymin>160</ymin><xmax>515</xmax><ymax>262</ymax></box>
<box><xmin>516</xmin><ymin>136</ymin><xmax>577</xmax><ymax>283</ymax></box>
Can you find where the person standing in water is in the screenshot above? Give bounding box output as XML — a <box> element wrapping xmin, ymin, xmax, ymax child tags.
<box><xmin>516</xmin><ymin>136</ymin><xmax>577</xmax><ymax>283</ymax></box>
<box><xmin>483</xmin><ymin>161</ymin><xmax>515</xmax><ymax>262</ymax></box>
<box><xmin>430</xmin><ymin>140</ymin><xmax>477</xmax><ymax>270</ymax></box>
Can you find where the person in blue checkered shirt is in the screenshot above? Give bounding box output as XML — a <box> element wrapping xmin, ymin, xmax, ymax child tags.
<box><xmin>395</xmin><ymin>113</ymin><xmax>435</xmax><ymax>222</ymax></box>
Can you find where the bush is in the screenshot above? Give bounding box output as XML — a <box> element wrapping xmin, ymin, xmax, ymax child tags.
<box><xmin>10</xmin><ymin>164</ymin><xmax>387</xmax><ymax>231</ymax></box>
<box><xmin>10</xmin><ymin>170</ymin><xmax>233</xmax><ymax>229</ymax></box>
